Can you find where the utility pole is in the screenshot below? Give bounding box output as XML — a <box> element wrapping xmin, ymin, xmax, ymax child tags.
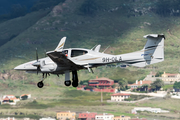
<box><xmin>101</xmin><ymin>89</ymin><xmax>103</xmax><ymax>102</ymax></box>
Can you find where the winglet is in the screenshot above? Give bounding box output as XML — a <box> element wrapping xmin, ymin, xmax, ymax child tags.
<box><xmin>55</xmin><ymin>37</ymin><xmax>66</xmax><ymax>51</ymax></box>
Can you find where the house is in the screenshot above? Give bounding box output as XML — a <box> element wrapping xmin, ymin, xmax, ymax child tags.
<box><xmin>88</xmin><ymin>77</ymin><xmax>114</xmax><ymax>88</ymax></box>
<box><xmin>3</xmin><ymin>95</ymin><xmax>16</xmax><ymax>99</ymax></box>
<box><xmin>57</xmin><ymin>111</ymin><xmax>76</xmax><ymax>120</ymax></box>
<box><xmin>128</xmin><ymin>80</ymin><xmax>152</xmax><ymax>89</ymax></box>
<box><xmin>0</xmin><ymin>117</ymin><xmax>16</xmax><ymax>120</ymax></box>
<box><xmin>162</xmin><ymin>72</ymin><xmax>180</xmax><ymax>82</ymax></box>
<box><xmin>2</xmin><ymin>95</ymin><xmax>20</xmax><ymax>105</ymax></box>
<box><xmin>95</xmin><ymin>113</ymin><xmax>114</xmax><ymax>120</ymax></box>
<box><xmin>131</xmin><ymin>107</ymin><xmax>169</xmax><ymax>114</ymax></box>
<box><xmin>39</xmin><ymin>117</ymin><xmax>56</xmax><ymax>120</ymax></box>
<box><xmin>20</xmin><ymin>94</ymin><xmax>31</xmax><ymax>99</ymax></box>
<box><xmin>2</xmin><ymin>97</ymin><xmax>10</xmax><ymax>103</ymax></box>
<box><xmin>114</xmin><ymin>115</ymin><xmax>131</xmax><ymax>120</ymax></box>
<box><xmin>111</xmin><ymin>93</ymin><xmax>130</xmax><ymax>101</ymax></box>
<box><xmin>78</xmin><ymin>111</ymin><xmax>97</xmax><ymax>120</ymax></box>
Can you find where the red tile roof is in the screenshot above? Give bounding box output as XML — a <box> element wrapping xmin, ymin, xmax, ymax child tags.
<box><xmin>3</xmin><ymin>97</ymin><xmax>10</xmax><ymax>101</ymax></box>
<box><xmin>130</xmin><ymin>118</ymin><xmax>147</xmax><ymax>120</ymax></box>
<box><xmin>111</xmin><ymin>93</ymin><xmax>130</xmax><ymax>96</ymax></box>
<box><xmin>20</xmin><ymin>94</ymin><xmax>30</xmax><ymax>97</ymax></box>
<box><xmin>89</xmin><ymin>77</ymin><xmax>114</xmax><ymax>82</ymax></box>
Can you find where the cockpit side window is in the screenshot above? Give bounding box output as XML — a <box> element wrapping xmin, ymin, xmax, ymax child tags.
<box><xmin>71</xmin><ymin>50</ymin><xmax>88</xmax><ymax>57</ymax></box>
<box><xmin>62</xmin><ymin>50</ymin><xmax>68</xmax><ymax>57</ymax></box>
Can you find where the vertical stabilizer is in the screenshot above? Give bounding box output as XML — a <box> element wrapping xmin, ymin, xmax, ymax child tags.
<box><xmin>143</xmin><ymin>34</ymin><xmax>165</xmax><ymax>65</ymax></box>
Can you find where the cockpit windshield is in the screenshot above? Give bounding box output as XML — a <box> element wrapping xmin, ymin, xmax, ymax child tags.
<box><xmin>71</xmin><ymin>50</ymin><xmax>88</xmax><ymax>57</ymax></box>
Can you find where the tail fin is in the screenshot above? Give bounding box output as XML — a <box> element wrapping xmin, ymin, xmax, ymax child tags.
<box><xmin>55</xmin><ymin>37</ymin><xmax>66</xmax><ymax>51</ymax></box>
<box><xmin>131</xmin><ymin>34</ymin><xmax>165</xmax><ymax>67</ymax></box>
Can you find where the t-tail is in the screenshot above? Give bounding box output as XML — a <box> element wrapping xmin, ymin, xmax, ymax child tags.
<box><xmin>117</xmin><ymin>34</ymin><xmax>165</xmax><ymax>67</ymax></box>
<box><xmin>131</xmin><ymin>34</ymin><xmax>165</xmax><ymax>67</ymax></box>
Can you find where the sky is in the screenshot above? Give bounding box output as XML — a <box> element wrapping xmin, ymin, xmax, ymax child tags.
<box><xmin>0</xmin><ymin>0</ymin><xmax>38</xmax><ymax>15</ymax></box>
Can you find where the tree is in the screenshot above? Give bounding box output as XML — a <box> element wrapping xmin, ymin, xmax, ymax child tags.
<box><xmin>151</xmin><ymin>79</ymin><xmax>164</xmax><ymax>91</ymax></box>
<box><xmin>79</xmin><ymin>0</ymin><xmax>98</xmax><ymax>16</ymax></box>
<box><xmin>10</xmin><ymin>4</ymin><xmax>27</xmax><ymax>18</ymax></box>
<box><xmin>173</xmin><ymin>81</ymin><xmax>180</xmax><ymax>89</ymax></box>
<box><xmin>112</xmin><ymin>84</ymin><xmax>116</xmax><ymax>88</ymax></box>
<box><xmin>142</xmin><ymin>84</ymin><xmax>149</xmax><ymax>92</ymax></box>
<box><xmin>154</xmin><ymin>0</ymin><xmax>180</xmax><ymax>17</ymax></box>
<box><xmin>21</xmin><ymin>95</ymin><xmax>28</xmax><ymax>100</ymax></box>
<box><xmin>118</xmin><ymin>78</ymin><xmax>128</xmax><ymax>91</ymax></box>
<box><xmin>155</xmin><ymin>71</ymin><xmax>163</xmax><ymax>77</ymax></box>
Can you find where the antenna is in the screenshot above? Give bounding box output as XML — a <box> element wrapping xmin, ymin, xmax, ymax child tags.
<box><xmin>102</xmin><ymin>45</ymin><xmax>110</xmax><ymax>53</ymax></box>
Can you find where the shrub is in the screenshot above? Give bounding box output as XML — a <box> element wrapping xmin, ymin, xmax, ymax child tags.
<box><xmin>79</xmin><ymin>0</ymin><xmax>98</xmax><ymax>16</ymax></box>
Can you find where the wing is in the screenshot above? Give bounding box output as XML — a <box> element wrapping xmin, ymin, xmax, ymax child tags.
<box><xmin>46</xmin><ymin>51</ymin><xmax>83</xmax><ymax>70</ymax></box>
<box><xmin>46</xmin><ymin>51</ymin><xmax>74</xmax><ymax>66</ymax></box>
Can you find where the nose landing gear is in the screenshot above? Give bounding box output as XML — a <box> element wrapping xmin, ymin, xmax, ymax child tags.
<box><xmin>37</xmin><ymin>73</ymin><xmax>50</xmax><ymax>88</ymax></box>
<box><xmin>37</xmin><ymin>81</ymin><xmax>44</xmax><ymax>88</ymax></box>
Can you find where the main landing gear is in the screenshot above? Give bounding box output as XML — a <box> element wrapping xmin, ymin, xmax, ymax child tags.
<box><xmin>72</xmin><ymin>71</ymin><xmax>78</xmax><ymax>87</ymax></box>
<box><xmin>64</xmin><ymin>70</ymin><xmax>79</xmax><ymax>87</ymax></box>
<box><xmin>37</xmin><ymin>73</ymin><xmax>50</xmax><ymax>88</ymax></box>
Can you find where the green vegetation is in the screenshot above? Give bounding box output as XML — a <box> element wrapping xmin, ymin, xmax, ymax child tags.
<box><xmin>150</xmin><ymin>79</ymin><xmax>164</xmax><ymax>91</ymax></box>
<box><xmin>162</xmin><ymin>84</ymin><xmax>173</xmax><ymax>91</ymax></box>
<box><xmin>173</xmin><ymin>81</ymin><xmax>180</xmax><ymax>89</ymax></box>
<box><xmin>1</xmin><ymin>0</ymin><xmax>180</xmax><ymax>119</ymax></box>
<box><xmin>125</xmin><ymin>95</ymin><xmax>149</xmax><ymax>101</ymax></box>
<box><xmin>31</xmin><ymin>0</ymin><xmax>66</xmax><ymax>12</ymax></box>
<box><xmin>155</xmin><ymin>71</ymin><xmax>163</xmax><ymax>77</ymax></box>
<box><xmin>21</xmin><ymin>95</ymin><xmax>28</xmax><ymax>100</ymax></box>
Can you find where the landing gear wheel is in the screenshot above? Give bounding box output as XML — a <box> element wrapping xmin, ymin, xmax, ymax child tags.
<box><xmin>37</xmin><ymin>81</ymin><xmax>44</xmax><ymax>88</ymax></box>
<box><xmin>64</xmin><ymin>80</ymin><xmax>71</xmax><ymax>86</ymax></box>
<box><xmin>72</xmin><ymin>82</ymin><xmax>78</xmax><ymax>87</ymax></box>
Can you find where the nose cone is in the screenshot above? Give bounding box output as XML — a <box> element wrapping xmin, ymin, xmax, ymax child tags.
<box><xmin>14</xmin><ymin>64</ymin><xmax>25</xmax><ymax>70</ymax></box>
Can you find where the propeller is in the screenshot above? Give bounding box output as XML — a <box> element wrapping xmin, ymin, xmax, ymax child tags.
<box><xmin>44</xmin><ymin>50</ymin><xmax>47</xmax><ymax>57</ymax></box>
<box><xmin>32</xmin><ymin>48</ymin><xmax>41</xmax><ymax>75</ymax></box>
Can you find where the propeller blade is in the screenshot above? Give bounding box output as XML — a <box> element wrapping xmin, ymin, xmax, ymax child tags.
<box><xmin>44</xmin><ymin>50</ymin><xmax>47</xmax><ymax>57</ymax></box>
<box><xmin>36</xmin><ymin>48</ymin><xmax>38</xmax><ymax>62</ymax></box>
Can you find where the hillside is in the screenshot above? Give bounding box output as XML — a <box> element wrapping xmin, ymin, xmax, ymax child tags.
<box><xmin>1</xmin><ymin>1</ymin><xmax>180</xmax><ymax>119</ymax></box>
<box><xmin>0</xmin><ymin>0</ymin><xmax>180</xmax><ymax>83</ymax></box>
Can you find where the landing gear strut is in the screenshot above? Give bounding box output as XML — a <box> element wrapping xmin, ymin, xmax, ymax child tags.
<box><xmin>72</xmin><ymin>70</ymin><xmax>78</xmax><ymax>87</ymax></box>
<box><xmin>64</xmin><ymin>70</ymin><xmax>79</xmax><ymax>87</ymax></box>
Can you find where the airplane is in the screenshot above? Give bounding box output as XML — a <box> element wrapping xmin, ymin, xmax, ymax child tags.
<box><xmin>14</xmin><ymin>34</ymin><xmax>165</xmax><ymax>88</ymax></box>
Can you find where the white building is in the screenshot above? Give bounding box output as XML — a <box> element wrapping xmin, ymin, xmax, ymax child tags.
<box><xmin>132</xmin><ymin>107</ymin><xmax>169</xmax><ymax>114</ymax></box>
<box><xmin>3</xmin><ymin>95</ymin><xmax>16</xmax><ymax>99</ymax></box>
<box><xmin>2</xmin><ymin>95</ymin><xmax>20</xmax><ymax>105</ymax></box>
<box><xmin>0</xmin><ymin>117</ymin><xmax>16</xmax><ymax>120</ymax></box>
<box><xmin>39</xmin><ymin>117</ymin><xmax>56</xmax><ymax>120</ymax></box>
<box><xmin>111</xmin><ymin>93</ymin><xmax>130</xmax><ymax>101</ymax></box>
<box><xmin>95</xmin><ymin>113</ymin><xmax>114</xmax><ymax>120</ymax></box>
